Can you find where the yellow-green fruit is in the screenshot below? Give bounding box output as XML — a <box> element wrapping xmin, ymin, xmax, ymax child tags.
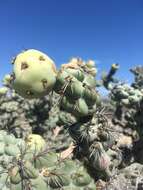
<box><xmin>2</xmin><ymin>74</ymin><xmax>11</xmax><ymax>86</ymax></box>
<box><xmin>5</xmin><ymin>144</ymin><xmax>20</xmax><ymax>156</ymax></box>
<box><xmin>0</xmin><ymin>87</ymin><xmax>8</xmax><ymax>95</ymax></box>
<box><xmin>83</xmin><ymin>75</ymin><xmax>96</xmax><ymax>88</ymax></box>
<box><xmin>34</xmin><ymin>152</ymin><xmax>58</xmax><ymax>169</ymax></box>
<box><xmin>31</xmin><ymin>177</ymin><xmax>48</xmax><ymax>190</ymax></box>
<box><xmin>12</xmin><ymin>49</ymin><xmax>57</xmax><ymax>98</ymax></box>
<box><xmin>26</xmin><ymin>134</ymin><xmax>46</xmax><ymax>152</ymax></box>
<box><xmin>61</xmin><ymin>96</ymin><xmax>74</xmax><ymax>112</ymax></box>
<box><xmin>54</xmin><ymin>70</ymin><xmax>71</xmax><ymax>92</ymax></box>
<box><xmin>24</xmin><ymin>161</ymin><xmax>39</xmax><ymax>179</ymax></box>
<box><xmin>9</xmin><ymin>166</ymin><xmax>21</xmax><ymax>184</ymax></box>
<box><xmin>66</xmin><ymin>68</ymin><xmax>84</xmax><ymax>81</ymax></box>
<box><xmin>83</xmin><ymin>88</ymin><xmax>97</xmax><ymax>106</ymax></box>
<box><xmin>74</xmin><ymin>98</ymin><xmax>88</xmax><ymax>117</ymax></box>
<box><xmin>86</xmin><ymin>60</ymin><xmax>95</xmax><ymax>68</ymax></box>
<box><xmin>66</xmin><ymin>81</ymin><xmax>84</xmax><ymax>100</ymax></box>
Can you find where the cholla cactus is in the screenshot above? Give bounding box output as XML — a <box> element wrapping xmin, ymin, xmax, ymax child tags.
<box><xmin>101</xmin><ymin>63</ymin><xmax>119</xmax><ymax>90</ymax></box>
<box><xmin>130</xmin><ymin>66</ymin><xmax>143</xmax><ymax>89</ymax></box>
<box><xmin>0</xmin><ymin>130</ymin><xmax>96</xmax><ymax>190</ymax></box>
<box><xmin>109</xmin><ymin>66</ymin><xmax>143</xmax><ymax>166</ymax></box>
<box><xmin>111</xmin><ymin>84</ymin><xmax>143</xmax><ymax>107</ymax></box>
<box><xmin>0</xmin><ymin>91</ymin><xmax>32</xmax><ymax>137</ymax></box>
<box><xmin>4</xmin><ymin>49</ymin><xmax>126</xmax><ymax>183</ymax></box>
<box><xmin>54</xmin><ymin>57</ymin><xmax>99</xmax><ymax>119</ymax></box>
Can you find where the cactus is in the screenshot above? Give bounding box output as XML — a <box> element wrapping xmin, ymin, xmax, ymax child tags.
<box><xmin>101</xmin><ymin>63</ymin><xmax>119</xmax><ymax>90</ymax></box>
<box><xmin>130</xmin><ymin>66</ymin><xmax>143</xmax><ymax>89</ymax></box>
<box><xmin>109</xmin><ymin>66</ymin><xmax>143</xmax><ymax>166</ymax></box>
<box><xmin>54</xmin><ymin>57</ymin><xmax>99</xmax><ymax>119</ymax></box>
<box><xmin>4</xmin><ymin>49</ymin><xmax>121</xmax><ymax>182</ymax></box>
<box><xmin>0</xmin><ymin>130</ymin><xmax>96</xmax><ymax>190</ymax></box>
<box><xmin>5</xmin><ymin>48</ymin><xmax>143</xmax><ymax>188</ymax></box>
<box><xmin>10</xmin><ymin>49</ymin><xmax>57</xmax><ymax>98</ymax></box>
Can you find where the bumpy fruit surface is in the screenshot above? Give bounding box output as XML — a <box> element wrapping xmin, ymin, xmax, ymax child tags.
<box><xmin>25</xmin><ymin>134</ymin><xmax>46</xmax><ymax>152</ymax></box>
<box><xmin>11</xmin><ymin>49</ymin><xmax>57</xmax><ymax>98</ymax></box>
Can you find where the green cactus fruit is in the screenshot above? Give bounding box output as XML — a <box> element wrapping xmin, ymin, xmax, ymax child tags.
<box><xmin>34</xmin><ymin>152</ymin><xmax>58</xmax><ymax>169</ymax></box>
<box><xmin>74</xmin><ymin>98</ymin><xmax>88</xmax><ymax>117</ymax></box>
<box><xmin>0</xmin><ymin>87</ymin><xmax>8</xmax><ymax>96</ymax></box>
<box><xmin>26</xmin><ymin>134</ymin><xmax>46</xmax><ymax>153</ymax></box>
<box><xmin>12</xmin><ymin>49</ymin><xmax>57</xmax><ymax>98</ymax></box>
<box><xmin>24</xmin><ymin>161</ymin><xmax>39</xmax><ymax>179</ymax></box>
<box><xmin>9</xmin><ymin>166</ymin><xmax>21</xmax><ymax>184</ymax></box>
<box><xmin>86</xmin><ymin>60</ymin><xmax>95</xmax><ymax>68</ymax></box>
<box><xmin>66</xmin><ymin>68</ymin><xmax>84</xmax><ymax>81</ymax></box>
<box><xmin>2</xmin><ymin>74</ymin><xmax>12</xmax><ymax>86</ymax></box>
<box><xmin>83</xmin><ymin>75</ymin><xmax>96</xmax><ymax>88</ymax></box>
<box><xmin>31</xmin><ymin>177</ymin><xmax>48</xmax><ymax>190</ymax></box>
<box><xmin>11</xmin><ymin>184</ymin><xmax>22</xmax><ymax>190</ymax></box>
<box><xmin>5</xmin><ymin>144</ymin><xmax>20</xmax><ymax>156</ymax></box>
<box><xmin>11</xmin><ymin>177</ymin><xmax>48</xmax><ymax>190</ymax></box>
<box><xmin>61</xmin><ymin>97</ymin><xmax>74</xmax><ymax>112</ymax></box>
<box><xmin>83</xmin><ymin>88</ymin><xmax>97</xmax><ymax>106</ymax></box>
<box><xmin>61</xmin><ymin>160</ymin><xmax>77</xmax><ymax>175</ymax></box>
<box><xmin>89</xmin><ymin>68</ymin><xmax>97</xmax><ymax>76</ymax></box>
<box><xmin>4</xmin><ymin>134</ymin><xmax>17</xmax><ymax>145</ymax></box>
<box><xmin>72</xmin><ymin>167</ymin><xmax>92</xmax><ymax>187</ymax></box>
<box><xmin>54</xmin><ymin>70</ymin><xmax>71</xmax><ymax>92</ymax></box>
<box><xmin>66</xmin><ymin>80</ymin><xmax>84</xmax><ymax>100</ymax></box>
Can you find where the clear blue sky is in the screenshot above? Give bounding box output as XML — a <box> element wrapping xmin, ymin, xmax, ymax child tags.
<box><xmin>0</xmin><ymin>0</ymin><xmax>143</xmax><ymax>85</ymax></box>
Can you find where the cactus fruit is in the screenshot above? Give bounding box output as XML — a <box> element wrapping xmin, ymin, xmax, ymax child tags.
<box><xmin>2</xmin><ymin>74</ymin><xmax>12</xmax><ymax>86</ymax></box>
<box><xmin>54</xmin><ymin>57</ymin><xmax>100</xmax><ymax>119</ymax></box>
<box><xmin>11</xmin><ymin>49</ymin><xmax>57</xmax><ymax>98</ymax></box>
<box><xmin>0</xmin><ymin>87</ymin><xmax>8</xmax><ymax>96</ymax></box>
<box><xmin>6</xmin><ymin>50</ymin><xmax>100</xmax><ymax>118</ymax></box>
<box><xmin>25</xmin><ymin>134</ymin><xmax>46</xmax><ymax>152</ymax></box>
<box><xmin>0</xmin><ymin>129</ymin><xmax>96</xmax><ymax>190</ymax></box>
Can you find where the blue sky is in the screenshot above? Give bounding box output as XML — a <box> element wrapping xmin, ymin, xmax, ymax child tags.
<box><xmin>0</xmin><ymin>0</ymin><xmax>143</xmax><ymax>86</ymax></box>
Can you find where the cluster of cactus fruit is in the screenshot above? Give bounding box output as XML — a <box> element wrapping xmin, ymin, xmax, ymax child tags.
<box><xmin>0</xmin><ymin>131</ymin><xmax>96</xmax><ymax>190</ymax></box>
<box><xmin>1</xmin><ymin>48</ymin><xmax>143</xmax><ymax>189</ymax></box>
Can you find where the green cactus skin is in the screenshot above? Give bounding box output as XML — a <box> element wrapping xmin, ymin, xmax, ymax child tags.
<box><xmin>0</xmin><ymin>130</ymin><xmax>96</xmax><ymax>190</ymax></box>
<box><xmin>11</xmin><ymin>49</ymin><xmax>57</xmax><ymax>99</ymax></box>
